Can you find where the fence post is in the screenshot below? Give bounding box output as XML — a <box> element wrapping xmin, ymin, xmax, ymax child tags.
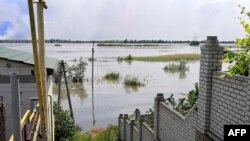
<box><xmin>197</xmin><ymin>36</ymin><xmax>223</xmax><ymax>135</ymax></box>
<box><xmin>138</xmin><ymin>115</ymin><xmax>145</xmax><ymax>141</ymax></box>
<box><xmin>153</xmin><ymin>93</ymin><xmax>165</xmax><ymax>141</ymax></box>
<box><xmin>246</xmin><ymin>65</ymin><xmax>250</xmax><ymax>124</ymax></box>
<box><xmin>0</xmin><ymin>96</ymin><xmax>5</xmax><ymax>141</ymax></box>
<box><xmin>10</xmin><ymin>73</ymin><xmax>22</xmax><ymax>141</ymax></box>
<box><xmin>130</xmin><ymin>120</ymin><xmax>135</xmax><ymax>141</ymax></box>
<box><xmin>123</xmin><ymin>114</ymin><xmax>128</xmax><ymax>141</ymax></box>
<box><xmin>118</xmin><ymin>114</ymin><xmax>123</xmax><ymax>140</ymax></box>
<box><xmin>134</xmin><ymin>109</ymin><xmax>140</xmax><ymax>121</ymax></box>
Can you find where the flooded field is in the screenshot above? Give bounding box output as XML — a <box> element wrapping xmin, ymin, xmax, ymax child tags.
<box><xmin>1</xmin><ymin>43</ymin><xmax>227</xmax><ymax>131</ymax></box>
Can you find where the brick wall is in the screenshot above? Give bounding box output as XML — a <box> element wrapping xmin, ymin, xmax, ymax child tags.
<box><xmin>133</xmin><ymin>126</ymin><xmax>139</xmax><ymax>141</ymax></box>
<box><xmin>141</xmin><ymin>123</ymin><xmax>154</xmax><ymax>141</ymax></box>
<box><xmin>208</xmin><ymin>72</ymin><xmax>248</xmax><ymax>140</ymax></box>
<box><xmin>158</xmin><ymin>102</ymin><xmax>197</xmax><ymax>141</ymax></box>
<box><xmin>125</xmin><ymin>120</ymin><xmax>130</xmax><ymax>141</ymax></box>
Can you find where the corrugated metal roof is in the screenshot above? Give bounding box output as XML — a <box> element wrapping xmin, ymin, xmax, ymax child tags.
<box><xmin>0</xmin><ymin>46</ymin><xmax>58</xmax><ymax>70</ymax></box>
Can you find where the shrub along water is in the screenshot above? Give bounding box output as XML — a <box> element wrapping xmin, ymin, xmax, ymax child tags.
<box><xmin>67</xmin><ymin>57</ymin><xmax>88</xmax><ymax>82</ymax></box>
<box><xmin>103</xmin><ymin>72</ymin><xmax>120</xmax><ymax>81</ymax></box>
<box><xmin>123</xmin><ymin>75</ymin><xmax>145</xmax><ymax>87</ymax></box>
<box><xmin>163</xmin><ymin>60</ymin><xmax>189</xmax><ymax>73</ymax></box>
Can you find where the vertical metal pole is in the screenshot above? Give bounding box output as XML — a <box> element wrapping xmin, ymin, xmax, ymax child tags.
<box><xmin>91</xmin><ymin>42</ymin><xmax>95</xmax><ymax>126</ymax></box>
<box><xmin>62</xmin><ymin>61</ymin><xmax>74</xmax><ymax>121</ymax></box>
<box><xmin>10</xmin><ymin>73</ymin><xmax>22</xmax><ymax>141</ymax></box>
<box><xmin>27</xmin><ymin>0</ymin><xmax>47</xmax><ymax>140</ymax></box>
<box><xmin>37</xmin><ymin>1</ymin><xmax>48</xmax><ymax>138</ymax></box>
<box><xmin>57</xmin><ymin>61</ymin><xmax>63</xmax><ymax>105</ymax></box>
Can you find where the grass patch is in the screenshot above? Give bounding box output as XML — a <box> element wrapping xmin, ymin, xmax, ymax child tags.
<box><xmin>118</xmin><ymin>54</ymin><xmax>200</xmax><ymax>62</ymax></box>
<box><xmin>123</xmin><ymin>75</ymin><xmax>145</xmax><ymax>87</ymax></box>
<box><xmin>72</xmin><ymin>125</ymin><xmax>118</xmax><ymax>141</ymax></box>
<box><xmin>163</xmin><ymin>60</ymin><xmax>189</xmax><ymax>73</ymax></box>
<box><xmin>103</xmin><ymin>72</ymin><xmax>120</xmax><ymax>81</ymax></box>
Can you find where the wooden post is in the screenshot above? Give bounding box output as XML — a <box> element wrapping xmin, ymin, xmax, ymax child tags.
<box><xmin>57</xmin><ymin>61</ymin><xmax>63</xmax><ymax>105</ymax></box>
<box><xmin>37</xmin><ymin>2</ymin><xmax>48</xmax><ymax>139</ymax></box>
<box><xmin>10</xmin><ymin>73</ymin><xmax>22</xmax><ymax>141</ymax></box>
<box><xmin>27</xmin><ymin>0</ymin><xmax>47</xmax><ymax>140</ymax></box>
<box><xmin>62</xmin><ymin>61</ymin><xmax>74</xmax><ymax>121</ymax></box>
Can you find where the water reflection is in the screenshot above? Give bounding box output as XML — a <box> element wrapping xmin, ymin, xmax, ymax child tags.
<box><xmin>103</xmin><ymin>78</ymin><xmax>121</xmax><ymax>85</ymax></box>
<box><xmin>124</xmin><ymin>85</ymin><xmax>140</xmax><ymax>93</ymax></box>
<box><xmin>54</xmin><ymin>82</ymin><xmax>88</xmax><ymax>103</ymax></box>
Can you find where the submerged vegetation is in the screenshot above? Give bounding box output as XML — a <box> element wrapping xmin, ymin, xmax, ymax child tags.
<box><xmin>103</xmin><ymin>72</ymin><xmax>120</xmax><ymax>81</ymax></box>
<box><xmin>97</xmin><ymin>43</ymin><xmax>160</xmax><ymax>46</ymax></box>
<box><xmin>163</xmin><ymin>60</ymin><xmax>189</xmax><ymax>73</ymax></box>
<box><xmin>72</xmin><ymin>125</ymin><xmax>118</xmax><ymax>141</ymax></box>
<box><xmin>123</xmin><ymin>75</ymin><xmax>145</xmax><ymax>87</ymax></box>
<box><xmin>67</xmin><ymin>57</ymin><xmax>88</xmax><ymax>82</ymax></box>
<box><xmin>123</xmin><ymin>75</ymin><xmax>146</xmax><ymax>93</ymax></box>
<box><xmin>118</xmin><ymin>54</ymin><xmax>200</xmax><ymax>62</ymax></box>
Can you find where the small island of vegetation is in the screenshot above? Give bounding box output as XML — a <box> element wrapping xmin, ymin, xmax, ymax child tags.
<box><xmin>118</xmin><ymin>54</ymin><xmax>200</xmax><ymax>62</ymax></box>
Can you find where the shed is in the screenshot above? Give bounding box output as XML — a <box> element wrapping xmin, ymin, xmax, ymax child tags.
<box><xmin>0</xmin><ymin>46</ymin><xmax>58</xmax><ymax>140</ymax></box>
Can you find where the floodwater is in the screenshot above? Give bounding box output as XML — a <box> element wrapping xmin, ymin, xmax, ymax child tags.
<box><xmin>0</xmin><ymin>43</ymin><xmax>230</xmax><ymax>131</ymax></box>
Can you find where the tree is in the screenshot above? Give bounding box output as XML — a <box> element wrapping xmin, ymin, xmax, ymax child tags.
<box><xmin>223</xmin><ymin>6</ymin><xmax>250</xmax><ymax>76</ymax></box>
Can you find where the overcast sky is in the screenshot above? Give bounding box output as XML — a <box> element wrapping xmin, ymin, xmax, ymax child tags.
<box><xmin>0</xmin><ymin>0</ymin><xmax>250</xmax><ymax>41</ymax></box>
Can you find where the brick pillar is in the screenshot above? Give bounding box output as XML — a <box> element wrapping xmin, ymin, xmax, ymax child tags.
<box><xmin>124</xmin><ymin>114</ymin><xmax>128</xmax><ymax>141</ymax></box>
<box><xmin>130</xmin><ymin>120</ymin><xmax>135</xmax><ymax>141</ymax></box>
<box><xmin>138</xmin><ymin>115</ymin><xmax>145</xmax><ymax>141</ymax></box>
<box><xmin>134</xmin><ymin>109</ymin><xmax>140</xmax><ymax>121</ymax></box>
<box><xmin>246</xmin><ymin>65</ymin><xmax>250</xmax><ymax>123</ymax></box>
<box><xmin>197</xmin><ymin>36</ymin><xmax>223</xmax><ymax>134</ymax></box>
<box><xmin>153</xmin><ymin>93</ymin><xmax>165</xmax><ymax>141</ymax></box>
<box><xmin>118</xmin><ymin>114</ymin><xmax>123</xmax><ymax>140</ymax></box>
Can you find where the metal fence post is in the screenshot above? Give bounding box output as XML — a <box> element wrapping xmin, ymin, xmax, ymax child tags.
<box><xmin>10</xmin><ymin>73</ymin><xmax>22</xmax><ymax>141</ymax></box>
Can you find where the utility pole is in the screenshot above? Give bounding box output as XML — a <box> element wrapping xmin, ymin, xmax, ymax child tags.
<box><xmin>62</xmin><ymin>61</ymin><xmax>74</xmax><ymax>121</ymax></box>
<box><xmin>57</xmin><ymin>61</ymin><xmax>63</xmax><ymax>105</ymax></box>
<box><xmin>91</xmin><ymin>42</ymin><xmax>95</xmax><ymax>126</ymax></box>
<box><xmin>37</xmin><ymin>0</ymin><xmax>48</xmax><ymax>139</ymax></box>
<box><xmin>27</xmin><ymin>0</ymin><xmax>47</xmax><ymax>140</ymax></box>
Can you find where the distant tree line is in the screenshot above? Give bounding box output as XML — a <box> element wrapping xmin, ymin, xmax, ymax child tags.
<box><xmin>0</xmin><ymin>39</ymin><xmax>234</xmax><ymax>44</ymax></box>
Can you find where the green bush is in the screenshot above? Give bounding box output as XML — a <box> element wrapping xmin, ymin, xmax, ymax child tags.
<box><xmin>223</xmin><ymin>6</ymin><xmax>250</xmax><ymax>76</ymax></box>
<box><xmin>67</xmin><ymin>57</ymin><xmax>88</xmax><ymax>82</ymax></box>
<box><xmin>166</xmin><ymin>82</ymin><xmax>199</xmax><ymax>116</ymax></box>
<box><xmin>104</xmin><ymin>72</ymin><xmax>120</xmax><ymax>81</ymax></box>
<box><xmin>123</xmin><ymin>75</ymin><xmax>145</xmax><ymax>87</ymax></box>
<box><xmin>163</xmin><ymin>60</ymin><xmax>189</xmax><ymax>73</ymax></box>
<box><xmin>53</xmin><ymin>102</ymin><xmax>78</xmax><ymax>141</ymax></box>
